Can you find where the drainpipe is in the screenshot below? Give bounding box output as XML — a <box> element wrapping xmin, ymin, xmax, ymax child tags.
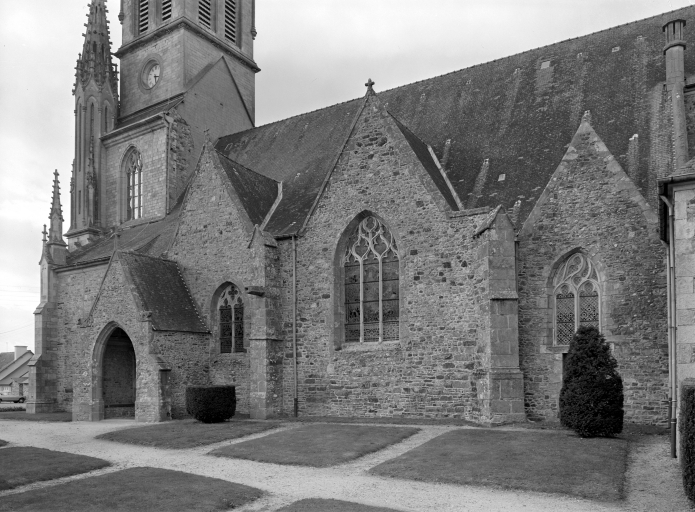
<box><xmin>292</xmin><ymin>234</ymin><xmax>298</xmax><ymax>417</ymax></box>
<box><xmin>660</xmin><ymin>195</ymin><xmax>678</xmax><ymax>458</ymax></box>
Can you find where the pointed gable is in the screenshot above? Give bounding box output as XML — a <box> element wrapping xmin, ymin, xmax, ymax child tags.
<box><xmin>216</xmin><ymin>98</ymin><xmax>365</xmax><ymax>236</ymax></box>
<box><xmin>119</xmin><ymin>252</ymin><xmax>207</xmax><ymax>333</ymax></box>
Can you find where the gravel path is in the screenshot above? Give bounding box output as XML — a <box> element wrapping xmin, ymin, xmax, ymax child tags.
<box><xmin>0</xmin><ymin>419</ymin><xmax>691</xmax><ymax>511</ymax></box>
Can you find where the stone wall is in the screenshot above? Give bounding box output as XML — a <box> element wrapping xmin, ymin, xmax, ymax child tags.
<box><xmin>518</xmin><ymin>115</ymin><xmax>668</xmax><ymax>424</ymax></box>
<box><xmin>279</xmin><ymin>95</ymin><xmax>498</xmax><ymax>421</ymax></box>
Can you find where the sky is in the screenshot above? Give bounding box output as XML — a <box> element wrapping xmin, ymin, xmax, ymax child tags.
<box><xmin>0</xmin><ymin>0</ymin><xmax>692</xmax><ymax>354</ymax></box>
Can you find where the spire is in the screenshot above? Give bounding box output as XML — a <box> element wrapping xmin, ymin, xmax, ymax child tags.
<box><xmin>75</xmin><ymin>0</ymin><xmax>117</xmax><ymax>93</ymax></box>
<box><xmin>48</xmin><ymin>170</ymin><xmax>65</xmax><ymax>246</ymax></box>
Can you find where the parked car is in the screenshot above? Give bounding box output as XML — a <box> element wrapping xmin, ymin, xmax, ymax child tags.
<box><xmin>0</xmin><ymin>396</ymin><xmax>25</xmax><ymax>403</ymax></box>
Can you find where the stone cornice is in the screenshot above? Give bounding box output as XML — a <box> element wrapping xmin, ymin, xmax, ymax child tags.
<box><xmin>114</xmin><ymin>18</ymin><xmax>260</xmax><ymax>73</ymax></box>
<box><xmin>102</xmin><ymin>114</ymin><xmax>167</xmax><ymax>146</ymax></box>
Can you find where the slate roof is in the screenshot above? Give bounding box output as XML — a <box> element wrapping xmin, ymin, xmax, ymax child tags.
<box><xmin>66</xmin><ymin>202</ymin><xmax>182</xmax><ymax>265</ymax></box>
<box><xmin>217</xmin><ymin>153</ymin><xmax>279</xmax><ymax>226</ymax></box>
<box><xmin>0</xmin><ymin>353</ymin><xmax>14</xmax><ymax>372</ymax></box>
<box><xmin>216</xmin><ymin>98</ymin><xmax>364</xmax><ymax>236</ymax></box>
<box><xmin>216</xmin><ymin>5</ymin><xmax>695</xmax><ymax>230</ymax></box>
<box><xmin>119</xmin><ymin>252</ymin><xmax>208</xmax><ymax>333</ymax></box>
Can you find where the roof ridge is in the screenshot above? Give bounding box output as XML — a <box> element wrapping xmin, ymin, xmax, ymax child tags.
<box><xmin>377</xmin><ymin>5</ymin><xmax>693</xmax><ymax>97</ymax></box>
<box><xmin>223</xmin><ymin>96</ymin><xmax>364</xmax><ymax>137</ymax></box>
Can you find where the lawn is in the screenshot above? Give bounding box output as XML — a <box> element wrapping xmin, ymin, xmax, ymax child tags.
<box><xmin>96</xmin><ymin>418</ymin><xmax>283</xmax><ymax>449</ymax></box>
<box><xmin>0</xmin><ymin>447</ymin><xmax>110</xmax><ymax>491</ymax></box>
<box><xmin>277</xmin><ymin>499</ymin><xmax>403</xmax><ymax>511</ymax></box>
<box><xmin>370</xmin><ymin>429</ymin><xmax>628</xmax><ymax>502</ymax></box>
<box><xmin>210</xmin><ymin>423</ymin><xmax>419</xmax><ymax>467</ymax></box>
<box><xmin>0</xmin><ymin>411</ymin><xmax>72</xmax><ymax>422</ymax></box>
<box><xmin>0</xmin><ymin>467</ymin><xmax>263</xmax><ymax>512</ymax></box>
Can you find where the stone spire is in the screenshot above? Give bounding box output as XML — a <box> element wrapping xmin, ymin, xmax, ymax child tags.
<box><xmin>48</xmin><ymin>170</ymin><xmax>66</xmax><ymax>246</ymax></box>
<box><xmin>75</xmin><ymin>0</ymin><xmax>118</xmax><ymax>94</ymax></box>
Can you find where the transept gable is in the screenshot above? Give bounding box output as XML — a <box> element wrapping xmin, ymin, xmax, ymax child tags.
<box><xmin>519</xmin><ymin>111</ymin><xmax>657</xmax><ymax>238</ymax></box>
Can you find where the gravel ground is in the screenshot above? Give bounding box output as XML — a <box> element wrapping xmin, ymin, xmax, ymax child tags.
<box><xmin>0</xmin><ymin>419</ymin><xmax>691</xmax><ymax>511</ymax></box>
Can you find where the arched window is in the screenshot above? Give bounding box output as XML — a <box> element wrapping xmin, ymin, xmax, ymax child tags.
<box><xmin>104</xmin><ymin>104</ymin><xmax>108</xmax><ymax>133</ymax></box>
<box><xmin>218</xmin><ymin>284</ymin><xmax>244</xmax><ymax>353</ymax></box>
<box><xmin>344</xmin><ymin>216</ymin><xmax>399</xmax><ymax>343</ymax></box>
<box><xmin>125</xmin><ymin>149</ymin><xmax>143</xmax><ymax>220</ymax></box>
<box><xmin>553</xmin><ymin>252</ymin><xmax>600</xmax><ymax>345</ymax></box>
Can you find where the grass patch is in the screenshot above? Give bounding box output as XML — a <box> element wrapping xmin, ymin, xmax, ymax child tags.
<box><xmin>0</xmin><ymin>406</ymin><xmax>25</xmax><ymax>412</ymax></box>
<box><xmin>286</xmin><ymin>415</ymin><xmax>478</xmax><ymax>427</ymax></box>
<box><xmin>96</xmin><ymin>418</ymin><xmax>282</xmax><ymax>449</ymax></box>
<box><xmin>211</xmin><ymin>423</ymin><xmax>419</xmax><ymax>467</ymax></box>
<box><xmin>0</xmin><ymin>467</ymin><xmax>263</xmax><ymax>512</ymax></box>
<box><xmin>0</xmin><ymin>447</ymin><xmax>109</xmax><ymax>491</ymax></box>
<box><xmin>0</xmin><ymin>411</ymin><xmax>72</xmax><ymax>422</ymax></box>
<box><xmin>277</xmin><ymin>499</ymin><xmax>402</xmax><ymax>511</ymax></box>
<box><xmin>370</xmin><ymin>429</ymin><xmax>628</xmax><ymax>502</ymax></box>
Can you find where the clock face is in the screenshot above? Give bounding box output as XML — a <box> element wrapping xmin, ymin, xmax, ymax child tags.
<box><xmin>146</xmin><ymin>64</ymin><xmax>161</xmax><ymax>88</ymax></box>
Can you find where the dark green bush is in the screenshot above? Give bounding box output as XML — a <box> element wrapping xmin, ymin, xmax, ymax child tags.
<box><xmin>559</xmin><ymin>326</ymin><xmax>624</xmax><ymax>437</ymax></box>
<box><xmin>680</xmin><ymin>381</ymin><xmax>695</xmax><ymax>502</ymax></box>
<box><xmin>185</xmin><ymin>386</ymin><xmax>236</xmax><ymax>423</ymax></box>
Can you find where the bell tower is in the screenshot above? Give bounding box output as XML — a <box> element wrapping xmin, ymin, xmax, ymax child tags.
<box><xmin>67</xmin><ymin>0</ymin><xmax>118</xmax><ymax>249</ymax></box>
<box><xmin>115</xmin><ymin>0</ymin><xmax>258</xmax><ymax>120</ymax></box>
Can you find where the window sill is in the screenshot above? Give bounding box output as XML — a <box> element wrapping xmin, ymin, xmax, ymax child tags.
<box><xmin>339</xmin><ymin>340</ymin><xmax>401</xmax><ymax>352</ymax></box>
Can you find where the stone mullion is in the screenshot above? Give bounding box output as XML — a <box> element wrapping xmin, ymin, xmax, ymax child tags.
<box><xmin>378</xmin><ymin>257</ymin><xmax>383</xmax><ymax>343</ymax></box>
<box><xmin>359</xmin><ymin>257</ymin><xmax>364</xmax><ymax>343</ymax></box>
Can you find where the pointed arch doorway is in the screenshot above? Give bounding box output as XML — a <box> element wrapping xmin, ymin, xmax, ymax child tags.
<box><xmin>101</xmin><ymin>327</ymin><xmax>136</xmax><ymax>419</ymax></box>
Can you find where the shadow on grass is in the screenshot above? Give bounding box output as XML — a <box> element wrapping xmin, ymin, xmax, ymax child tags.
<box><xmin>96</xmin><ymin>418</ymin><xmax>283</xmax><ymax>449</ymax></box>
<box><xmin>0</xmin><ymin>411</ymin><xmax>72</xmax><ymax>422</ymax></box>
<box><xmin>210</xmin><ymin>423</ymin><xmax>419</xmax><ymax>467</ymax></box>
<box><xmin>370</xmin><ymin>429</ymin><xmax>628</xmax><ymax>502</ymax></box>
<box><xmin>0</xmin><ymin>467</ymin><xmax>263</xmax><ymax>512</ymax></box>
<box><xmin>0</xmin><ymin>447</ymin><xmax>109</xmax><ymax>491</ymax></box>
<box><xmin>277</xmin><ymin>498</ymin><xmax>403</xmax><ymax>511</ymax></box>
<box><xmin>0</xmin><ymin>440</ymin><xmax>7</xmax><ymax>448</ymax></box>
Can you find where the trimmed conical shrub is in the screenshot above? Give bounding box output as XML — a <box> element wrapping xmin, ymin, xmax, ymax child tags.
<box><xmin>559</xmin><ymin>326</ymin><xmax>624</xmax><ymax>437</ymax></box>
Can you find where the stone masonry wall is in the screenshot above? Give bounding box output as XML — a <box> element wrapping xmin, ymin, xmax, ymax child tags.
<box><xmin>280</xmin><ymin>95</ymin><xmax>492</xmax><ymax>421</ymax></box>
<box><xmin>169</xmin><ymin>148</ymin><xmax>264</xmax><ymax>415</ymax></box>
<box><xmin>518</xmin><ymin>117</ymin><xmax>668</xmax><ymax>424</ymax></box>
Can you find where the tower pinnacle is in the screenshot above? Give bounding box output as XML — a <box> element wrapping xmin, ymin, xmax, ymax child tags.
<box><xmin>48</xmin><ymin>170</ymin><xmax>65</xmax><ymax>246</ymax></box>
<box><xmin>75</xmin><ymin>0</ymin><xmax>117</xmax><ymax>94</ymax></box>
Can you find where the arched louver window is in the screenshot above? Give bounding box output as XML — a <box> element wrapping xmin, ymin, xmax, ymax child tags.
<box><xmin>224</xmin><ymin>0</ymin><xmax>238</xmax><ymax>45</ymax></box>
<box><xmin>344</xmin><ymin>216</ymin><xmax>399</xmax><ymax>343</ymax></box>
<box><xmin>553</xmin><ymin>252</ymin><xmax>600</xmax><ymax>345</ymax></box>
<box><xmin>125</xmin><ymin>149</ymin><xmax>143</xmax><ymax>220</ymax></box>
<box><xmin>138</xmin><ymin>0</ymin><xmax>149</xmax><ymax>34</ymax></box>
<box><xmin>198</xmin><ymin>0</ymin><xmax>212</xmax><ymax>29</ymax></box>
<box><xmin>218</xmin><ymin>284</ymin><xmax>244</xmax><ymax>353</ymax></box>
<box><xmin>162</xmin><ymin>0</ymin><xmax>172</xmax><ymax>21</ymax></box>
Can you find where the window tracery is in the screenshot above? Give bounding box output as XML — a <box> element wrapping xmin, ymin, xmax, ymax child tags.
<box><xmin>553</xmin><ymin>252</ymin><xmax>600</xmax><ymax>345</ymax></box>
<box><xmin>344</xmin><ymin>216</ymin><xmax>399</xmax><ymax>343</ymax></box>
<box><xmin>218</xmin><ymin>284</ymin><xmax>244</xmax><ymax>353</ymax></box>
<box><xmin>125</xmin><ymin>149</ymin><xmax>143</xmax><ymax>220</ymax></box>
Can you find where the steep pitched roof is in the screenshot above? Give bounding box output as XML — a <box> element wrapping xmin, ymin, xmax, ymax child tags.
<box><xmin>0</xmin><ymin>350</ymin><xmax>33</xmax><ymax>386</ymax></box>
<box><xmin>119</xmin><ymin>252</ymin><xmax>208</xmax><ymax>333</ymax></box>
<box><xmin>217</xmin><ymin>153</ymin><xmax>279</xmax><ymax>226</ymax></box>
<box><xmin>216</xmin><ymin>98</ymin><xmax>364</xmax><ymax>236</ymax></box>
<box><xmin>215</xmin><ymin>5</ymin><xmax>694</xmax><ymax>231</ymax></box>
<box><xmin>0</xmin><ymin>353</ymin><xmax>14</xmax><ymax>372</ymax></box>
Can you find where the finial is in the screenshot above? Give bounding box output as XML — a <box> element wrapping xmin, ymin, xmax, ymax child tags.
<box><xmin>365</xmin><ymin>78</ymin><xmax>375</xmax><ymax>95</ymax></box>
<box><xmin>582</xmin><ymin>110</ymin><xmax>592</xmax><ymax>124</ymax></box>
<box><xmin>42</xmin><ymin>225</ymin><xmax>48</xmax><ymax>243</ymax></box>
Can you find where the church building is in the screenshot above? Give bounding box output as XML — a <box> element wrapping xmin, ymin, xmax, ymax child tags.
<box><xmin>29</xmin><ymin>0</ymin><xmax>695</xmax><ymax>426</ymax></box>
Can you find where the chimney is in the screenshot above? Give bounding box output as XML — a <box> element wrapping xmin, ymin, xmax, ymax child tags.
<box><xmin>664</xmin><ymin>19</ymin><xmax>689</xmax><ymax>171</ymax></box>
<box><xmin>14</xmin><ymin>346</ymin><xmax>27</xmax><ymax>360</ymax></box>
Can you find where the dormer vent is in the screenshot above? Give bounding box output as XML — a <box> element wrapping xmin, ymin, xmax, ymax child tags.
<box><xmin>540</xmin><ymin>60</ymin><xmax>551</xmax><ymax>69</ymax></box>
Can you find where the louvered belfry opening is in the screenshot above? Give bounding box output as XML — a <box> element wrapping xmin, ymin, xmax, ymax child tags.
<box><xmin>198</xmin><ymin>0</ymin><xmax>212</xmax><ymax>29</ymax></box>
<box><xmin>138</xmin><ymin>0</ymin><xmax>149</xmax><ymax>34</ymax></box>
<box><xmin>224</xmin><ymin>0</ymin><xmax>238</xmax><ymax>45</ymax></box>
<box><xmin>162</xmin><ymin>0</ymin><xmax>172</xmax><ymax>21</ymax></box>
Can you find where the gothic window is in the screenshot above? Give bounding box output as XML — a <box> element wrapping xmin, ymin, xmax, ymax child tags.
<box><xmin>344</xmin><ymin>216</ymin><xmax>400</xmax><ymax>343</ymax></box>
<box><xmin>218</xmin><ymin>284</ymin><xmax>244</xmax><ymax>353</ymax></box>
<box><xmin>198</xmin><ymin>0</ymin><xmax>213</xmax><ymax>29</ymax></box>
<box><xmin>125</xmin><ymin>149</ymin><xmax>143</xmax><ymax>220</ymax></box>
<box><xmin>162</xmin><ymin>0</ymin><xmax>172</xmax><ymax>21</ymax></box>
<box><xmin>138</xmin><ymin>0</ymin><xmax>149</xmax><ymax>34</ymax></box>
<box><xmin>553</xmin><ymin>252</ymin><xmax>600</xmax><ymax>345</ymax></box>
<box><xmin>224</xmin><ymin>0</ymin><xmax>238</xmax><ymax>45</ymax></box>
<box><xmin>104</xmin><ymin>104</ymin><xmax>109</xmax><ymax>133</ymax></box>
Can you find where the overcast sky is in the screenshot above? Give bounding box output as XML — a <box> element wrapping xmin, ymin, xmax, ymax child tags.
<box><xmin>0</xmin><ymin>0</ymin><xmax>692</xmax><ymax>354</ymax></box>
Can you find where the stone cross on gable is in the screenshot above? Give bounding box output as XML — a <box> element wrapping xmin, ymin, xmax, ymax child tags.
<box><xmin>365</xmin><ymin>78</ymin><xmax>375</xmax><ymax>94</ymax></box>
